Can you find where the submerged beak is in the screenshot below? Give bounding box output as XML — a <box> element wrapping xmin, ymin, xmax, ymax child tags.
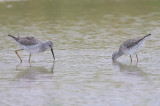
<box><xmin>51</xmin><ymin>49</ymin><xmax>55</xmax><ymax>60</ymax></box>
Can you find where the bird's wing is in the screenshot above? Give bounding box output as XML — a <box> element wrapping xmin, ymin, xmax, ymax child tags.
<box><xmin>122</xmin><ymin>38</ymin><xmax>143</xmax><ymax>49</ymax></box>
<box><xmin>18</xmin><ymin>36</ymin><xmax>42</xmax><ymax>46</ymax></box>
<box><xmin>120</xmin><ymin>34</ymin><xmax>151</xmax><ymax>51</ymax></box>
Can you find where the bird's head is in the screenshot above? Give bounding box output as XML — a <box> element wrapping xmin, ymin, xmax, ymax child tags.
<box><xmin>46</xmin><ymin>40</ymin><xmax>53</xmax><ymax>49</ymax></box>
<box><xmin>46</xmin><ymin>40</ymin><xmax>55</xmax><ymax>61</ymax></box>
<box><xmin>112</xmin><ymin>51</ymin><xmax>122</xmax><ymax>61</ymax></box>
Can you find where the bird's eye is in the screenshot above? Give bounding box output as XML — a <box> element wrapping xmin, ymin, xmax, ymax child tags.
<box><xmin>49</xmin><ymin>45</ymin><xmax>51</xmax><ymax>46</ymax></box>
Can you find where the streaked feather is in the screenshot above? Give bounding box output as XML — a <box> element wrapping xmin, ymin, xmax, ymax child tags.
<box><xmin>18</xmin><ymin>36</ymin><xmax>42</xmax><ymax>46</ymax></box>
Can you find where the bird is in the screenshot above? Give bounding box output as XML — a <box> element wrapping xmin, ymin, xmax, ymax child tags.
<box><xmin>112</xmin><ymin>34</ymin><xmax>151</xmax><ymax>63</ymax></box>
<box><xmin>8</xmin><ymin>35</ymin><xmax>55</xmax><ymax>63</ymax></box>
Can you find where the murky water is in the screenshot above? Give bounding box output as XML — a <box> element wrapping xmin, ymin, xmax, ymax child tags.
<box><xmin>0</xmin><ymin>0</ymin><xmax>160</xmax><ymax>106</ymax></box>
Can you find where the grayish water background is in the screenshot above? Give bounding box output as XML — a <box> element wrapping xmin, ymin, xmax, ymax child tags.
<box><xmin>0</xmin><ymin>0</ymin><xmax>160</xmax><ymax>106</ymax></box>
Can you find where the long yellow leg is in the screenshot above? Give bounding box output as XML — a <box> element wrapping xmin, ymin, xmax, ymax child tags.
<box><xmin>130</xmin><ymin>55</ymin><xmax>132</xmax><ymax>63</ymax></box>
<box><xmin>136</xmin><ymin>54</ymin><xmax>138</xmax><ymax>63</ymax></box>
<box><xmin>15</xmin><ymin>49</ymin><xmax>23</xmax><ymax>63</ymax></box>
<box><xmin>28</xmin><ymin>54</ymin><xmax>31</xmax><ymax>63</ymax></box>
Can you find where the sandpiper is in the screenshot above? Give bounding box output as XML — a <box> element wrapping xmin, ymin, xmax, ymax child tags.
<box><xmin>112</xmin><ymin>34</ymin><xmax>151</xmax><ymax>63</ymax></box>
<box><xmin>8</xmin><ymin>35</ymin><xmax>55</xmax><ymax>63</ymax></box>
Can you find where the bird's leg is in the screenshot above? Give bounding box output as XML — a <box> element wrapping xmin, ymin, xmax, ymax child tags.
<box><xmin>28</xmin><ymin>53</ymin><xmax>31</xmax><ymax>63</ymax></box>
<box><xmin>136</xmin><ymin>54</ymin><xmax>139</xmax><ymax>63</ymax></box>
<box><xmin>15</xmin><ymin>49</ymin><xmax>23</xmax><ymax>63</ymax></box>
<box><xmin>130</xmin><ymin>55</ymin><xmax>132</xmax><ymax>63</ymax></box>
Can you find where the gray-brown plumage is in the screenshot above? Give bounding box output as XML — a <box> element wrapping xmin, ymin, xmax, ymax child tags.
<box><xmin>8</xmin><ymin>35</ymin><xmax>42</xmax><ymax>46</ymax></box>
<box><xmin>122</xmin><ymin>34</ymin><xmax>151</xmax><ymax>49</ymax></box>
<box><xmin>112</xmin><ymin>34</ymin><xmax>151</xmax><ymax>63</ymax></box>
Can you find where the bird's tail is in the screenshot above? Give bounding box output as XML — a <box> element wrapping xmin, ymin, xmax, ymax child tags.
<box><xmin>136</xmin><ymin>33</ymin><xmax>151</xmax><ymax>45</ymax></box>
<box><xmin>144</xmin><ymin>33</ymin><xmax>151</xmax><ymax>38</ymax></box>
<box><xmin>8</xmin><ymin>35</ymin><xmax>19</xmax><ymax>41</ymax></box>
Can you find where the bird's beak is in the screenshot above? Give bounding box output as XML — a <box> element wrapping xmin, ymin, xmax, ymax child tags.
<box><xmin>51</xmin><ymin>49</ymin><xmax>55</xmax><ymax>60</ymax></box>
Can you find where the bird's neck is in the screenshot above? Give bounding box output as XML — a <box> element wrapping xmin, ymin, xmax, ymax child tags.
<box><xmin>39</xmin><ymin>42</ymin><xmax>49</xmax><ymax>52</ymax></box>
<box><xmin>112</xmin><ymin>51</ymin><xmax>123</xmax><ymax>61</ymax></box>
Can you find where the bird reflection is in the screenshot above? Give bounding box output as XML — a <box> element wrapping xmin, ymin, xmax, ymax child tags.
<box><xmin>112</xmin><ymin>61</ymin><xmax>145</xmax><ymax>75</ymax></box>
<box><xmin>15</xmin><ymin>62</ymin><xmax>55</xmax><ymax>81</ymax></box>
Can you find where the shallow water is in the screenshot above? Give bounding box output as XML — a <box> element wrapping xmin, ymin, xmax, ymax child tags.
<box><xmin>0</xmin><ymin>0</ymin><xmax>160</xmax><ymax>106</ymax></box>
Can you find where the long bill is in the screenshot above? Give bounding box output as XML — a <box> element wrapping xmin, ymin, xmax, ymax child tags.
<box><xmin>51</xmin><ymin>49</ymin><xmax>55</xmax><ymax>60</ymax></box>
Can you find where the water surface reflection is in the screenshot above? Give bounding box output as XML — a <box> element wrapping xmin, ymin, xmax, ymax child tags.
<box><xmin>15</xmin><ymin>62</ymin><xmax>55</xmax><ymax>81</ymax></box>
<box><xmin>112</xmin><ymin>60</ymin><xmax>146</xmax><ymax>75</ymax></box>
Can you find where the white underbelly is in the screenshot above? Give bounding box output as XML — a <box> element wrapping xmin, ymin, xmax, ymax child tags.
<box><xmin>18</xmin><ymin>43</ymin><xmax>43</xmax><ymax>53</ymax></box>
<box><xmin>25</xmin><ymin>46</ymin><xmax>41</xmax><ymax>53</ymax></box>
<box><xmin>124</xmin><ymin>46</ymin><xmax>140</xmax><ymax>54</ymax></box>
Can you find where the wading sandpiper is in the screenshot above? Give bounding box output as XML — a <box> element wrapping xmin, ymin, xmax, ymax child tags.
<box><xmin>112</xmin><ymin>34</ymin><xmax>151</xmax><ymax>63</ymax></box>
<box><xmin>8</xmin><ymin>35</ymin><xmax>55</xmax><ymax>63</ymax></box>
